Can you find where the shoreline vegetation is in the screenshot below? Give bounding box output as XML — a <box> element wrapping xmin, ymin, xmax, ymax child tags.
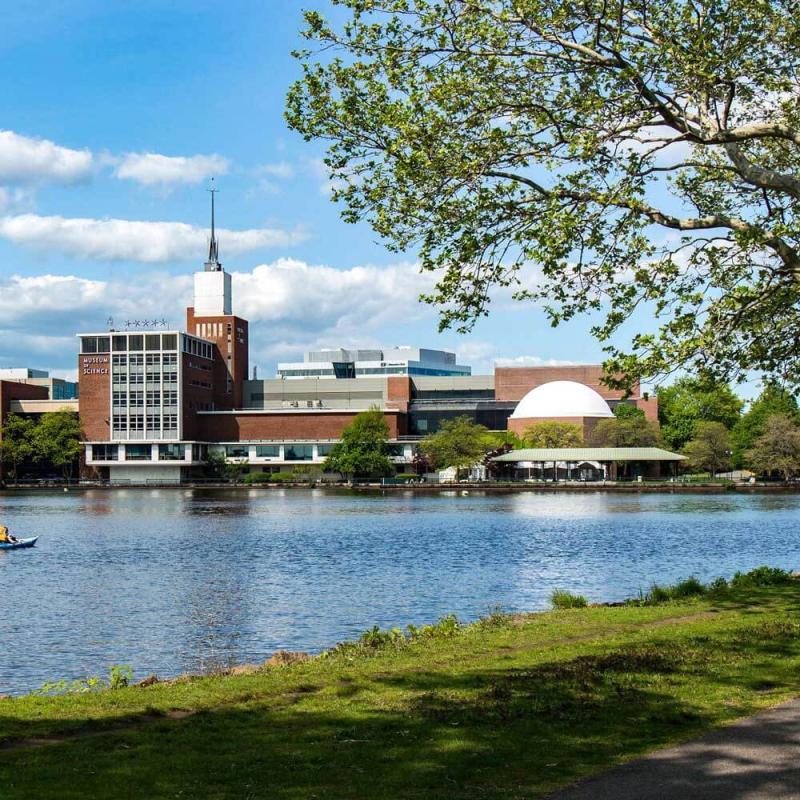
<box><xmin>3</xmin><ymin>568</ymin><xmax>800</xmax><ymax>798</ymax></box>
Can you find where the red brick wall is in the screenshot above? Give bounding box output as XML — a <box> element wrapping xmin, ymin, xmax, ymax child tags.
<box><xmin>495</xmin><ymin>366</ymin><xmax>639</xmax><ymax>402</ymax></box>
<box><xmin>197</xmin><ymin>410</ymin><xmax>404</xmax><ymax>442</ymax></box>
<box><xmin>636</xmin><ymin>396</ymin><xmax>659</xmax><ymax>423</ymax></box>
<box><xmin>181</xmin><ymin>351</ymin><xmax>214</xmax><ymax>440</ymax></box>
<box><xmin>186</xmin><ymin>307</ymin><xmax>249</xmax><ymax>409</ymax></box>
<box><xmin>386</xmin><ymin>376</ymin><xmax>412</xmax><ymax>411</ymax></box>
<box><xmin>77</xmin><ymin>354</ymin><xmax>111</xmax><ymax>441</ymax></box>
<box><xmin>507</xmin><ymin>415</ymin><xmax>601</xmax><ymax>442</ymax></box>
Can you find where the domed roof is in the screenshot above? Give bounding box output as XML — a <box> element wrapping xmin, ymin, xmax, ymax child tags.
<box><xmin>509</xmin><ymin>380</ymin><xmax>614</xmax><ymax>419</ymax></box>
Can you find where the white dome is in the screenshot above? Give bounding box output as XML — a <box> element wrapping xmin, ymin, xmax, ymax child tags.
<box><xmin>509</xmin><ymin>380</ymin><xmax>614</xmax><ymax>419</ymax></box>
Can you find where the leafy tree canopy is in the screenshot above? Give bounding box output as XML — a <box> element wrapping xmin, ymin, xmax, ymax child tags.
<box><xmin>0</xmin><ymin>414</ymin><xmax>36</xmax><ymax>483</ymax></box>
<box><xmin>592</xmin><ymin>416</ymin><xmax>660</xmax><ymax>447</ymax></box>
<box><xmin>682</xmin><ymin>421</ymin><xmax>732</xmax><ymax>476</ymax></box>
<box><xmin>288</xmin><ymin>1</ymin><xmax>800</xmax><ymax>389</ymax></box>
<box><xmin>420</xmin><ymin>416</ymin><xmax>490</xmax><ymax>473</ymax></box>
<box><xmin>745</xmin><ymin>412</ymin><xmax>800</xmax><ymax>480</ymax></box>
<box><xmin>731</xmin><ymin>383</ymin><xmax>800</xmax><ymax>464</ymax></box>
<box><xmin>613</xmin><ymin>404</ymin><xmax>646</xmax><ymax>420</ymax></box>
<box><xmin>523</xmin><ymin>421</ymin><xmax>583</xmax><ymax>448</ymax></box>
<box><xmin>324</xmin><ymin>407</ymin><xmax>394</xmax><ymax>479</ymax></box>
<box><xmin>657</xmin><ymin>377</ymin><xmax>742</xmax><ymax>450</ymax></box>
<box><xmin>32</xmin><ymin>410</ymin><xmax>82</xmax><ymax>479</ymax></box>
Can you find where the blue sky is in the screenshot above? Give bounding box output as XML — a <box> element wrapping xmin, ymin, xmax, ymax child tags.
<box><xmin>0</xmin><ymin>1</ymin><xmax>676</xmax><ymax>387</ymax></box>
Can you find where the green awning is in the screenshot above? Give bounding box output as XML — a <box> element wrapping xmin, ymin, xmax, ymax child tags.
<box><xmin>491</xmin><ymin>447</ymin><xmax>686</xmax><ymax>462</ymax></box>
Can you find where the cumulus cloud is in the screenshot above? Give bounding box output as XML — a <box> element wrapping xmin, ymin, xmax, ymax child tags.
<box><xmin>113</xmin><ymin>152</ymin><xmax>230</xmax><ymax>186</ymax></box>
<box><xmin>0</xmin><ymin>214</ymin><xmax>308</xmax><ymax>262</ymax></box>
<box><xmin>0</xmin><ymin>130</ymin><xmax>93</xmax><ymax>185</ymax></box>
<box><xmin>255</xmin><ymin>162</ymin><xmax>294</xmax><ymax>180</ymax></box>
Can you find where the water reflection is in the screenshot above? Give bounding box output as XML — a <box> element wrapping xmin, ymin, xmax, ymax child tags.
<box><xmin>1</xmin><ymin>489</ymin><xmax>799</xmax><ymax>694</ymax></box>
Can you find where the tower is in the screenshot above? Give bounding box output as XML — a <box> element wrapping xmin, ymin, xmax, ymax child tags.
<box><xmin>186</xmin><ymin>184</ymin><xmax>249</xmax><ymax>409</ymax></box>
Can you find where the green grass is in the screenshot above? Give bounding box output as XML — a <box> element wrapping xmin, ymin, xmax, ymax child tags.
<box><xmin>2</xmin><ymin>573</ymin><xmax>800</xmax><ymax>798</ymax></box>
<box><xmin>550</xmin><ymin>588</ymin><xmax>589</xmax><ymax>608</ymax></box>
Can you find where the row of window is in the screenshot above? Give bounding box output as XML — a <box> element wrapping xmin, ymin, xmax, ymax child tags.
<box><xmin>112</xmin><ymin>391</ymin><xmax>178</xmax><ymax>405</ymax></box>
<box><xmin>112</xmin><ymin>353</ymin><xmax>179</xmax><ymax>367</ymax></box>
<box><xmin>112</xmin><ymin>371</ymin><xmax>178</xmax><ymax>384</ymax></box>
<box><xmin>112</xmin><ymin>415</ymin><xmax>178</xmax><ymax>433</ymax></box>
<box><xmin>182</xmin><ymin>337</ymin><xmax>214</xmax><ymax>360</ymax></box>
<box><xmin>92</xmin><ymin>443</ymin><xmax>208</xmax><ymax>462</ymax></box>
<box><xmin>82</xmin><ymin>334</ymin><xmax>179</xmax><ymax>354</ymax></box>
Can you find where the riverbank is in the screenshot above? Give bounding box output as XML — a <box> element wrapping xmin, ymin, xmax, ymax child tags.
<box><xmin>2</xmin><ymin>571</ymin><xmax>800</xmax><ymax>799</ymax></box>
<box><xmin>4</xmin><ymin>480</ymin><xmax>800</xmax><ymax>493</ymax></box>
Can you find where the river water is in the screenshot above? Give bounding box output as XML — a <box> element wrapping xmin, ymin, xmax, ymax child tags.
<box><xmin>1</xmin><ymin>488</ymin><xmax>798</xmax><ymax>695</ymax></box>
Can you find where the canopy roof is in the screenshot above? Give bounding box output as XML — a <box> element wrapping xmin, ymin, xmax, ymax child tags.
<box><xmin>492</xmin><ymin>447</ymin><xmax>686</xmax><ymax>462</ymax></box>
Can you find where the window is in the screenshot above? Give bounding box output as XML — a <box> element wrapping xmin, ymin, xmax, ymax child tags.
<box><xmin>92</xmin><ymin>444</ymin><xmax>118</xmax><ymax>461</ymax></box>
<box><xmin>81</xmin><ymin>336</ymin><xmax>97</xmax><ymax>353</ymax></box>
<box><xmin>129</xmin><ymin>392</ymin><xmax>143</xmax><ymax>407</ymax></box>
<box><xmin>159</xmin><ymin>444</ymin><xmax>183</xmax><ymax>461</ymax></box>
<box><xmin>113</xmin><ymin>391</ymin><xmax>127</xmax><ymax>405</ymax></box>
<box><xmin>163</xmin><ymin>415</ymin><xmax>177</xmax><ymax>431</ymax></box>
<box><xmin>112</xmin><ymin>417</ymin><xmax>126</xmax><ymax>434</ymax></box>
<box><xmin>146</xmin><ymin>391</ymin><xmax>161</xmax><ymax>407</ymax></box>
<box><xmin>225</xmin><ymin>445</ymin><xmax>249</xmax><ymax>458</ymax></box>
<box><xmin>316</xmin><ymin>444</ymin><xmax>335</xmax><ymax>457</ymax></box>
<box><xmin>146</xmin><ymin>418</ymin><xmax>161</xmax><ymax>433</ymax></box>
<box><xmin>255</xmin><ymin>445</ymin><xmax>280</xmax><ymax>458</ymax></box>
<box><xmin>112</xmin><ymin>372</ymin><xmax>127</xmax><ymax>385</ymax></box>
<box><xmin>112</xmin><ymin>354</ymin><xmax>127</xmax><ymax>367</ymax></box>
<box><xmin>112</xmin><ymin>335</ymin><xmax>127</xmax><ymax>352</ymax></box>
<box><xmin>163</xmin><ymin>370</ymin><xmax>178</xmax><ymax>382</ymax></box>
<box><xmin>192</xmin><ymin>444</ymin><xmax>207</xmax><ymax>461</ymax></box>
<box><xmin>285</xmin><ymin>444</ymin><xmax>313</xmax><ymax>461</ymax></box>
<box><xmin>129</xmin><ymin>353</ymin><xmax>144</xmax><ymax>366</ymax></box>
<box><xmin>163</xmin><ymin>352</ymin><xmax>177</xmax><ymax>366</ymax></box>
<box><xmin>129</xmin><ymin>415</ymin><xmax>144</xmax><ymax>431</ymax></box>
<box><xmin>163</xmin><ymin>390</ymin><xmax>178</xmax><ymax>406</ymax></box>
<box><xmin>129</xmin><ymin>372</ymin><xmax>144</xmax><ymax>385</ymax></box>
<box><xmin>162</xmin><ymin>334</ymin><xmax>177</xmax><ymax>351</ymax></box>
<box><xmin>146</xmin><ymin>334</ymin><xmax>161</xmax><ymax>351</ymax></box>
<box><xmin>125</xmin><ymin>444</ymin><xmax>150</xmax><ymax>460</ymax></box>
<box><xmin>146</xmin><ymin>353</ymin><xmax>161</xmax><ymax>366</ymax></box>
<box><xmin>146</xmin><ymin>369</ymin><xmax>161</xmax><ymax>382</ymax></box>
<box><xmin>128</xmin><ymin>335</ymin><xmax>144</xmax><ymax>351</ymax></box>
<box><xmin>387</xmin><ymin>444</ymin><xmax>406</xmax><ymax>457</ymax></box>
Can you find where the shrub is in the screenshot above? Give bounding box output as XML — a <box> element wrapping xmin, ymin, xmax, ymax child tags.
<box><xmin>550</xmin><ymin>589</ymin><xmax>588</xmax><ymax>609</ymax></box>
<box><xmin>270</xmin><ymin>472</ymin><xmax>297</xmax><ymax>484</ymax></box>
<box><xmin>108</xmin><ymin>664</ymin><xmax>133</xmax><ymax>690</ymax></box>
<box><xmin>731</xmin><ymin>566</ymin><xmax>793</xmax><ymax>587</ymax></box>
<box><xmin>244</xmin><ymin>471</ymin><xmax>273</xmax><ymax>484</ymax></box>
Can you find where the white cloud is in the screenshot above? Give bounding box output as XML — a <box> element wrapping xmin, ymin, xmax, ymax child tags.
<box><xmin>0</xmin><ymin>130</ymin><xmax>93</xmax><ymax>185</ymax></box>
<box><xmin>255</xmin><ymin>162</ymin><xmax>294</xmax><ymax>180</ymax></box>
<box><xmin>0</xmin><ymin>214</ymin><xmax>308</xmax><ymax>262</ymax></box>
<box><xmin>0</xmin><ymin>187</ymin><xmax>35</xmax><ymax>214</ymax></box>
<box><xmin>114</xmin><ymin>152</ymin><xmax>229</xmax><ymax>186</ymax></box>
<box><xmin>494</xmin><ymin>355</ymin><xmax>580</xmax><ymax>367</ymax></box>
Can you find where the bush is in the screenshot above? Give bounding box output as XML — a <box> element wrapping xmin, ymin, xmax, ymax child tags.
<box><xmin>731</xmin><ymin>566</ymin><xmax>793</xmax><ymax>587</ymax></box>
<box><xmin>244</xmin><ymin>471</ymin><xmax>273</xmax><ymax>484</ymax></box>
<box><xmin>270</xmin><ymin>472</ymin><xmax>297</xmax><ymax>484</ymax></box>
<box><xmin>550</xmin><ymin>589</ymin><xmax>588</xmax><ymax>609</ymax></box>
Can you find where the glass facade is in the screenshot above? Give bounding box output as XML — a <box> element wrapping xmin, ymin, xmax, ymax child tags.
<box><xmin>255</xmin><ymin>445</ymin><xmax>280</xmax><ymax>458</ymax></box>
<box><xmin>158</xmin><ymin>444</ymin><xmax>184</xmax><ymax>461</ymax></box>
<box><xmin>285</xmin><ymin>444</ymin><xmax>314</xmax><ymax>460</ymax></box>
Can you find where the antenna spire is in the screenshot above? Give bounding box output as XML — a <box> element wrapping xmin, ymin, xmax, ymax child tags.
<box><xmin>205</xmin><ymin>178</ymin><xmax>221</xmax><ymax>271</ymax></box>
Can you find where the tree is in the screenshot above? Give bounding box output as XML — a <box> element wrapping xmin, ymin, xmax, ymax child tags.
<box><xmin>323</xmin><ymin>407</ymin><xmax>394</xmax><ymax>481</ymax></box>
<box><xmin>523</xmin><ymin>421</ymin><xmax>583</xmax><ymax>448</ymax></box>
<box><xmin>745</xmin><ymin>413</ymin><xmax>800</xmax><ymax>480</ymax></box>
<box><xmin>592</xmin><ymin>417</ymin><xmax>661</xmax><ymax>448</ymax></box>
<box><xmin>657</xmin><ymin>378</ymin><xmax>743</xmax><ymax>451</ymax></box>
<box><xmin>288</xmin><ymin>2</ymin><xmax>800</xmax><ymax>389</ymax></box>
<box><xmin>613</xmin><ymin>404</ymin><xmax>646</xmax><ymax>420</ymax></box>
<box><xmin>730</xmin><ymin>384</ymin><xmax>800</xmax><ymax>466</ymax></box>
<box><xmin>32</xmin><ymin>410</ymin><xmax>83</xmax><ymax>480</ymax></box>
<box><xmin>0</xmin><ymin>414</ymin><xmax>36</xmax><ymax>484</ymax></box>
<box><xmin>420</xmin><ymin>416</ymin><xmax>489</xmax><ymax>476</ymax></box>
<box><xmin>682</xmin><ymin>422</ymin><xmax>732</xmax><ymax>477</ymax></box>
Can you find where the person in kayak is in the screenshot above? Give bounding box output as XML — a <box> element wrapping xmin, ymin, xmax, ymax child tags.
<box><xmin>0</xmin><ymin>525</ymin><xmax>18</xmax><ymax>544</ymax></box>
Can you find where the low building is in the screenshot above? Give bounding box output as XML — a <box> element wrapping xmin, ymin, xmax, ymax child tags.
<box><xmin>492</xmin><ymin>447</ymin><xmax>686</xmax><ymax>481</ymax></box>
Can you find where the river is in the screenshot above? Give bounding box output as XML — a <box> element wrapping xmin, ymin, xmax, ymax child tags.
<box><xmin>1</xmin><ymin>488</ymin><xmax>798</xmax><ymax>695</ymax></box>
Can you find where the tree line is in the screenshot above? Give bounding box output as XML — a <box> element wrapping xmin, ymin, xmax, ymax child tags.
<box><xmin>0</xmin><ymin>411</ymin><xmax>83</xmax><ymax>483</ymax></box>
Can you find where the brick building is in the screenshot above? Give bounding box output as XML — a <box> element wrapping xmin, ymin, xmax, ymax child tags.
<box><xmin>76</xmin><ymin>200</ymin><xmax>659</xmax><ymax>483</ymax></box>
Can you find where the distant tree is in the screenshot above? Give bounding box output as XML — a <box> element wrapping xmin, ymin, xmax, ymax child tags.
<box><xmin>613</xmin><ymin>403</ymin><xmax>645</xmax><ymax>420</ymax></box>
<box><xmin>420</xmin><ymin>416</ymin><xmax>489</xmax><ymax>477</ymax></box>
<box><xmin>33</xmin><ymin>410</ymin><xmax>83</xmax><ymax>480</ymax></box>
<box><xmin>745</xmin><ymin>413</ymin><xmax>800</xmax><ymax>481</ymax></box>
<box><xmin>682</xmin><ymin>422</ymin><xmax>732</xmax><ymax>478</ymax></box>
<box><xmin>523</xmin><ymin>421</ymin><xmax>583</xmax><ymax>448</ymax></box>
<box><xmin>657</xmin><ymin>378</ymin><xmax>743</xmax><ymax>451</ymax></box>
<box><xmin>323</xmin><ymin>407</ymin><xmax>394</xmax><ymax>481</ymax></box>
<box><xmin>592</xmin><ymin>416</ymin><xmax>661</xmax><ymax>448</ymax></box>
<box><xmin>731</xmin><ymin>384</ymin><xmax>800</xmax><ymax>467</ymax></box>
<box><xmin>0</xmin><ymin>414</ymin><xmax>36</xmax><ymax>484</ymax></box>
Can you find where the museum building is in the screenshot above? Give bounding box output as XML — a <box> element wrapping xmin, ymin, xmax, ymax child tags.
<box><xmin>77</xmin><ymin>206</ymin><xmax>660</xmax><ymax>483</ymax></box>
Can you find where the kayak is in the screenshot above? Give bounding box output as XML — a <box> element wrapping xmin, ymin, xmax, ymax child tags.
<box><xmin>0</xmin><ymin>537</ymin><xmax>38</xmax><ymax>550</ymax></box>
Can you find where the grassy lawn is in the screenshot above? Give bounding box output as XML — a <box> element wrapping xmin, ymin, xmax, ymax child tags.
<box><xmin>2</xmin><ymin>576</ymin><xmax>800</xmax><ymax>799</ymax></box>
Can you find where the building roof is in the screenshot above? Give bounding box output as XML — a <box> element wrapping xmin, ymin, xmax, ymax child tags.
<box><xmin>509</xmin><ymin>380</ymin><xmax>614</xmax><ymax>419</ymax></box>
<box><xmin>492</xmin><ymin>447</ymin><xmax>686</xmax><ymax>462</ymax></box>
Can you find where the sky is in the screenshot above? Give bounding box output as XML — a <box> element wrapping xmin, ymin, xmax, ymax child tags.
<box><xmin>0</xmin><ymin>0</ymin><xmax>693</xmax><ymax>389</ymax></box>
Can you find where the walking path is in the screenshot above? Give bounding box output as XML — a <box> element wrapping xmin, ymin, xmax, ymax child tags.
<box><xmin>548</xmin><ymin>698</ymin><xmax>800</xmax><ymax>799</ymax></box>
